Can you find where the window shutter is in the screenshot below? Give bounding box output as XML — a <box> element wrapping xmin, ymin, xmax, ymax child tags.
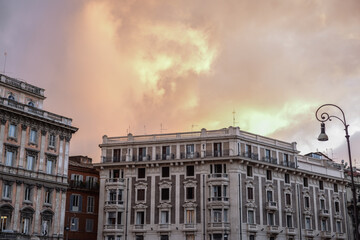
<box><xmin>70</xmin><ymin>195</ymin><xmax>73</xmax><ymax>211</ymax></box>
<box><xmin>79</xmin><ymin>196</ymin><xmax>83</xmax><ymax>212</ymax></box>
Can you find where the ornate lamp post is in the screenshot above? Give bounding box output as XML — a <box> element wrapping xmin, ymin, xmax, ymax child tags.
<box><xmin>315</xmin><ymin>104</ymin><xmax>359</xmax><ymax>240</ymax></box>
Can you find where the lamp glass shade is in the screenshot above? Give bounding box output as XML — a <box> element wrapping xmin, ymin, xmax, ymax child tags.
<box><xmin>318</xmin><ymin>123</ymin><xmax>329</xmax><ymax>141</ymax></box>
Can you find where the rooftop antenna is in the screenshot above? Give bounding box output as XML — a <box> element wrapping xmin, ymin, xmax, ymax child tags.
<box><xmin>191</xmin><ymin>124</ymin><xmax>198</xmax><ymax>131</ymax></box>
<box><xmin>232</xmin><ymin>109</ymin><xmax>238</xmax><ymax>126</ymax></box>
<box><xmin>3</xmin><ymin>52</ymin><xmax>7</xmax><ymax>74</ymax></box>
<box><xmin>160</xmin><ymin>123</ymin><xmax>167</xmax><ymax>134</ymax></box>
<box><xmin>127</xmin><ymin>125</ymin><xmax>131</xmax><ymax>134</ymax></box>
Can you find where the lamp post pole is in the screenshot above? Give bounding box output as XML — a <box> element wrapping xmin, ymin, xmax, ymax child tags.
<box><xmin>315</xmin><ymin>104</ymin><xmax>359</xmax><ymax>240</ymax></box>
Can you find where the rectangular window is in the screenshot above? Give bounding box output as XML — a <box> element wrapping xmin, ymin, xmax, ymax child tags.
<box><xmin>286</xmin><ymin>215</ymin><xmax>293</xmax><ymax>228</ymax></box>
<box><xmin>335</xmin><ymin>201</ymin><xmax>340</xmax><ymax>213</ymax></box>
<box><xmin>85</xmin><ymin>219</ymin><xmax>94</xmax><ymax>232</ymax></box>
<box><xmin>186</xmin><ymin>144</ymin><xmax>194</xmax><ymax>158</ymax></box>
<box><xmin>138</xmin><ymin>168</ymin><xmax>146</xmax><ymax>179</ymax></box>
<box><xmin>161</xmin><ymin>188</ymin><xmax>170</xmax><ymax>201</ymax></box>
<box><xmin>266</xmin><ymin>191</ymin><xmax>273</xmax><ymax>202</ymax></box>
<box><xmin>321</xmin><ymin>219</ymin><xmax>327</xmax><ymax>231</ymax></box>
<box><xmin>304</xmin><ymin>196</ymin><xmax>310</xmax><ymax>208</ymax></box>
<box><xmin>70</xmin><ymin>194</ymin><xmax>82</xmax><ymax>211</ymax></box>
<box><xmin>214</xmin><ymin>143</ymin><xmax>222</xmax><ymax>157</ymax></box>
<box><xmin>186</xmin><ymin>210</ymin><xmax>194</xmax><ymax>224</ymax></box>
<box><xmin>336</xmin><ymin>220</ymin><xmax>341</xmax><ymax>233</ymax></box>
<box><xmin>162</xmin><ymin>146</ymin><xmax>170</xmax><ymax>159</ymax></box>
<box><xmin>213</xmin><ymin>209</ymin><xmax>222</xmax><ymax>223</ymax></box>
<box><xmin>44</xmin><ymin>189</ymin><xmax>51</xmax><ymax>204</ymax></box>
<box><xmin>267</xmin><ymin>212</ymin><xmax>274</xmax><ymax>226</ymax></box>
<box><xmin>26</xmin><ymin>155</ymin><xmax>35</xmax><ymax>171</ymax></box>
<box><xmin>136</xmin><ymin>211</ymin><xmax>145</xmax><ymax>225</ymax></box>
<box><xmin>247</xmin><ymin>166</ymin><xmax>253</xmax><ymax>177</ymax></box>
<box><xmin>108</xmin><ymin>212</ymin><xmax>116</xmax><ymax>224</ymax></box>
<box><xmin>285</xmin><ymin>193</ymin><xmax>291</xmax><ymax>206</ymax></box>
<box><xmin>29</xmin><ymin>129</ymin><xmax>37</xmax><ymax>144</ymax></box>
<box><xmin>245</xmin><ymin>144</ymin><xmax>251</xmax><ymax>156</ymax></box>
<box><xmin>5</xmin><ymin>150</ymin><xmax>14</xmax><ymax>167</ymax></box>
<box><xmin>319</xmin><ymin>180</ymin><xmax>324</xmax><ymax>190</ymax></box>
<box><xmin>334</xmin><ymin>183</ymin><xmax>338</xmax><ymax>192</ymax></box>
<box><xmin>2</xmin><ymin>184</ymin><xmax>11</xmax><ymax>199</ymax></box>
<box><xmin>266</xmin><ymin>170</ymin><xmax>272</xmax><ymax>181</ymax></box>
<box><xmin>46</xmin><ymin>159</ymin><xmax>54</xmax><ymax>174</ymax></box>
<box><xmin>303</xmin><ymin>177</ymin><xmax>308</xmax><ymax>187</ymax></box>
<box><xmin>186</xmin><ymin>187</ymin><xmax>194</xmax><ymax>200</ymax></box>
<box><xmin>137</xmin><ymin>189</ymin><xmax>145</xmax><ymax>201</ymax></box>
<box><xmin>138</xmin><ymin>147</ymin><xmax>146</xmax><ymax>160</ymax></box>
<box><xmin>24</xmin><ymin>186</ymin><xmax>31</xmax><ymax>202</ymax></box>
<box><xmin>22</xmin><ymin>217</ymin><xmax>30</xmax><ymax>234</ymax></box>
<box><xmin>87</xmin><ymin>196</ymin><xmax>95</xmax><ymax>213</ymax></box>
<box><xmin>265</xmin><ymin>149</ymin><xmax>271</xmax><ymax>160</ymax></box>
<box><xmin>320</xmin><ymin>199</ymin><xmax>325</xmax><ymax>210</ymax></box>
<box><xmin>283</xmin><ymin>153</ymin><xmax>289</xmax><ymax>165</ymax></box>
<box><xmin>186</xmin><ymin>165</ymin><xmax>194</xmax><ymax>177</ymax></box>
<box><xmin>247</xmin><ymin>187</ymin><xmax>253</xmax><ymax>200</ymax></box>
<box><xmin>161</xmin><ymin>167</ymin><xmax>170</xmax><ymax>178</ymax></box>
<box><xmin>160</xmin><ymin>235</ymin><xmax>169</xmax><ymax>240</ymax></box>
<box><xmin>305</xmin><ymin>217</ymin><xmax>311</xmax><ymax>229</ymax></box>
<box><xmin>49</xmin><ymin>134</ymin><xmax>56</xmax><ymax>148</ymax></box>
<box><xmin>285</xmin><ymin>173</ymin><xmax>290</xmax><ymax>184</ymax></box>
<box><xmin>160</xmin><ymin>210</ymin><xmax>169</xmax><ymax>224</ymax></box>
<box><xmin>248</xmin><ymin>210</ymin><xmax>254</xmax><ymax>224</ymax></box>
<box><xmin>8</xmin><ymin>124</ymin><xmax>17</xmax><ymax>138</ymax></box>
<box><xmin>70</xmin><ymin>217</ymin><xmax>79</xmax><ymax>231</ymax></box>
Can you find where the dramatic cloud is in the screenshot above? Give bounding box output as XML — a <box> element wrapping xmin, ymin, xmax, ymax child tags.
<box><xmin>0</xmin><ymin>0</ymin><xmax>359</xmax><ymax>164</ymax></box>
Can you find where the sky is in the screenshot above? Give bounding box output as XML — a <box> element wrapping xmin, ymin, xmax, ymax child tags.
<box><xmin>0</xmin><ymin>0</ymin><xmax>359</xmax><ymax>164</ymax></box>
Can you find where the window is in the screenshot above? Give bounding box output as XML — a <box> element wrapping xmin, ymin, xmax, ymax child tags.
<box><xmin>29</xmin><ymin>129</ymin><xmax>37</xmax><ymax>144</ymax></box>
<box><xmin>286</xmin><ymin>215</ymin><xmax>293</xmax><ymax>228</ymax></box>
<box><xmin>304</xmin><ymin>196</ymin><xmax>310</xmax><ymax>208</ymax></box>
<box><xmin>186</xmin><ymin>165</ymin><xmax>194</xmax><ymax>177</ymax></box>
<box><xmin>265</xmin><ymin>149</ymin><xmax>271</xmax><ymax>160</ymax></box>
<box><xmin>247</xmin><ymin>166</ymin><xmax>253</xmax><ymax>177</ymax></box>
<box><xmin>5</xmin><ymin>150</ymin><xmax>14</xmax><ymax>167</ymax></box>
<box><xmin>21</xmin><ymin>217</ymin><xmax>31</xmax><ymax>234</ymax></box>
<box><xmin>319</xmin><ymin>180</ymin><xmax>324</xmax><ymax>190</ymax></box>
<box><xmin>186</xmin><ymin>187</ymin><xmax>194</xmax><ymax>200</ymax></box>
<box><xmin>186</xmin><ymin>234</ymin><xmax>195</xmax><ymax>240</ymax></box>
<box><xmin>8</xmin><ymin>93</ymin><xmax>15</xmax><ymax>100</ymax></box>
<box><xmin>285</xmin><ymin>173</ymin><xmax>290</xmax><ymax>184</ymax></box>
<box><xmin>26</xmin><ymin>155</ymin><xmax>35</xmax><ymax>171</ymax></box>
<box><xmin>186</xmin><ymin>210</ymin><xmax>194</xmax><ymax>224</ymax></box>
<box><xmin>283</xmin><ymin>153</ymin><xmax>289</xmax><ymax>165</ymax></box>
<box><xmin>305</xmin><ymin>217</ymin><xmax>311</xmax><ymax>229</ymax></box>
<box><xmin>138</xmin><ymin>147</ymin><xmax>146</xmax><ymax>160</ymax></box>
<box><xmin>87</xmin><ymin>196</ymin><xmax>95</xmax><ymax>213</ymax></box>
<box><xmin>249</xmin><ymin>236</ymin><xmax>255</xmax><ymax>240</ymax></box>
<box><xmin>136</xmin><ymin>236</ymin><xmax>144</xmax><ymax>240</ymax></box>
<box><xmin>2</xmin><ymin>183</ymin><xmax>11</xmax><ymax>199</ymax></box>
<box><xmin>214</xmin><ymin>143</ymin><xmax>222</xmax><ymax>157</ymax></box>
<box><xmin>162</xmin><ymin>146</ymin><xmax>170</xmax><ymax>159</ymax></box>
<box><xmin>24</xmin><ymin>186</ymin><xmax>32</xmax><ymax>202</ymax></box>
<box><xmin>70</xmin><ymin>194</ymin><xmax>82</xmax><ymax>211</ymax></box>
<box><xmin>49</xmin><ymin>134</ymin><xmax>56</xmax><ymax>148</ymax></box>
<box><xmin>41</xmin><ymin>219</ymin><xmax>51</xmax><ymax>236</ymax></box>
<box><xmin>303</xmin><ymin>177</ymin><xmax>308</xmax><ymax>187</ymax></box>
<box><xmin>44</xmin><ymin>189</ymin><xmax>52</xmax><ymax>204</ymax></box>
<box><xmin>85</xmin><ymin>219</ymin><xmax>94</xmax><ymax>232</ymax></box>
<box><xmin>285</xmin><ymin>193</ymin><xmax>291</xmax><ymax>206</ymax></box>
<box><xmin>160</xmin><ymin>210</ymin><xmax>169</xmax><ymax>224</ymax></box>
<box><xmin>334</xmin><ymin>183</ymin><xmax>338</xmax><ymax>192</ymax></box>
<box><xmin>248</xmin><ymin>210</ymin><xmax>255</xmax><ymax>224</ymax></box>
<box><xmin>160</xmin><ymin>235</ymin><xmax>169</xmax><ymax>240</ymax></box>
<box><xmin>320</xmin><ymin>199</ymin><xmax>325</xmax><ymax>210</ymax></box>
<box><xmin>266</xmin><ymin>170</ymin><xmax>272</xmax><ymax>181</ymax></box>
<box><xmin>245</xmin><ymin>144</ymin><xmax>251</xmax><ymax>156</ymax></box>
<box><xmin>86</xmin><ymin>176</ymin><xmax>98</xmax><ymax>189</ymax></box>
<box><xmin>46</xmin><ymin>158</ymin><xmax>54</xmax><ymax>175</ymax></box>
<box><xmin>161</xmin><ymin>188</ymin><xmax>170</xmax><ymax>201</ymax></box>
<box><xmin>213</xmin><ymin>209</ymin><xmax>222</xmax><ymax>223</ymax></box>
<box><xmin>210</xmin><ymin>164</ymin><xmax>226</xmax><ymax>177</ymax></box>
<box><xmin>108</xmin><ymin>212</ymin><xmax>116</xmax><ymax>225</ymax></box>
<box><xmin>321</xmin><ymin>219</ymin><xmax>327</xmax><ymax>231</ymax></box>
<box><xmin>335</xmin><ymin>201</ymin><xmax>340</xmax><ymax>213</ymax></box>
<box><xmin>266</xmin><ymin>191</ymin><xmax>273</xmax><ymax>202</ymax></box>
<box><xmin>70</xmin><ymin>217</ymin><xmax>79</xmax><ymax>231</ymax></box>
<box><xmin>267</xmin><ymin>212</ymin><xmax>274</xmax><ymax>226</ymax></box>
<box><xmin>186</xmin><ymin>144</ymin><xmax>194</xmax><ymax>158</ymax></box>
<box><xmin>336</xmin><ymin>220</ymin><xmax>341</xmax><ymax>232</ymax></box>
<box><xmin>28</xmin><ymin>101</ymin><xmax>35</xmax><ymax>107</ymax></box>
<box><xmin>138</xmin><ymin>168</ymin><xmax>145</xmax><ymax>179</ymax></box>
<box><xmin>161</xmin><ymin>167</ymin><xmax>170</xmax><ymax>178</ymax></box>
<box><xmin>136</xmin><ymin>211</ymin><xmax>145</xmax><ymax>225</ymax></box>
<box><xmin>137</xmin><ymin>189</ymin><xmax>145</xmax><ymax>201</ymax></box>
<box><xmin>247</xmin><ymin>187</ymin><xmax>254</xmax><ymax>200</ymax></box>
<box><xmin>8</xmin><ymin>124</ymin><xmax>17</xmax><ymax>138</ymax></box>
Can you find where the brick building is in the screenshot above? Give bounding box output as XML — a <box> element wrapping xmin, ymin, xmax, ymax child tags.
<box><xmin>0</xmin><ymin>73</ymin><xmax>78</xmax><ymax>239</ymax></box>
<box><xmin>95</xmin><ymin>127</ymin><xmax>348</xmax><ymax>240</ymax></box>
<box><xmin>65</xmin><ymin>156</ymin><xmax>99</xmax><ymax>240</ymax></box>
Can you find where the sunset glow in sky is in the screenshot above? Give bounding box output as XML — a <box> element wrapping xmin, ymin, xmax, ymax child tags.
<box><xmin>1</xmin><ymin>0</ymin><xmax>360</xmax><ymax>164</ymax></box>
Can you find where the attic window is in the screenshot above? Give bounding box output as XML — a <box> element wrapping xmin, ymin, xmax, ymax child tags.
<box><xmin>8</xmin><ymin>93</ymin><xmax>15</xmax><ymax>100</ymax></box>
<box><xmin>28</xmin><ymin>101</ymin><xmax>35</xmax><ymax>107</ymax></box>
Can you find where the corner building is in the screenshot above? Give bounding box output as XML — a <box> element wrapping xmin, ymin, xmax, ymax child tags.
<box><xmin>96</xmin><ymin>127</ymin><xmax>348</xmax><ymax>240</ymax></box>
<box><xmin>0</xmin><ymin>74</ymin><xmax>78</xmax><ymax>239</ymax></box>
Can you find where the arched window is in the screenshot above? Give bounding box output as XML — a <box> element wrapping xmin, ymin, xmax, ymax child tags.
<box><xmin>8</xmin><ymin>93</ymin><xmax>15</xmax><ymax>101</ymax></box>
<box><xmin>41</xmin><ymin>210</ymin><xmax>53</xmax><ymax>236</ymax></box>
<box><xmin>20</xmin><ymin>207</ymin><xmax>34</xmax><ymax>235</ymax></box>
<box><xmin>0</xmin><ymin>204</ymin><xmax>14</xmax><ymax>231</ymax></box>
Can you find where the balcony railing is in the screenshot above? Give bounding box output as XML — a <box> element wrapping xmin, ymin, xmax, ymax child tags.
<box><xmin>207</xmin><ymin>222</ymin><xmax>230</xmax><ymax>229</ymax></box>
<box><xmin>319</xmin><ymin>209</ymin><xmax>330</xmax><ymax>217</ymax></box>
<box><xmin>69</xmin><ymin>180</ymin><xmax>99</xmax><ymax>190</ymax></box>
<box><xmin>208</xmin><ymin>173</ymin><xmax>228</xmax><ymax>179</ymax></box>
<box><xmin>106</xmin><ymin>178</ymin><xmax>125</xmax><ymax>183</ymax></box>
<box><xmin>336</xmin><ymin>233</ymin><xmax>346</xmax><ymax>239</ymax></box>
<box><xmin>102</xmin><ymin>156</ymin><xmax>126</xmax><ymax>163</ymax></box>
<box><xmin>105</xmin><ymin>200</ymin><xmax>124</xmax><ymax>205</ymax></box>
<box><xmin>262</xmin><ymin>157</ymin><xmax>278</xmax><ymax>164</ymax></box>
<box><xmin>320</xmin><ymin>231</ymin><xmax>332</xmax><ymax>237</ymax></box>
<box><xmin>247</xmin><ymin>224</ymin><xmax>258</xmax><ymax>232</ymax></box>
<box><xmin>134</xmin><ymin>224</ymin><xmax>144</xmax><ymax>229</ymax></box>
<box><xmin>305</xmin><ymin>229</ymin><xmax>314</xmax><ymax>236</ymax></box>
<box><xmin>286</xmin><ymin>227</ymin><xmax>296</xmax><ymax>235</ymax></box>
<box><xmin>184</xmin><ymin>223</ymin><xmax>195</xmax><ymax>229</ymax></box>
<box><xmin>159</xmin><ymin>223</ymin><xmax>170</xmax><ymax>229</ymax></box>
<box><xmin>104</xmin><ymin>224</ymin><xmax>124</xmax><ymax>230</ymax></box>
<box><xmin>267</xmin><ymin>225</ymin><xmax>279</xmax><ymax>233</ymax></box>
<box><xmin>242</xmin><ymin>152</ymin><xmax>259</xmax><ymax>160</ymax></box>
<box><xmin>208</xmin><ymin>197</ymin><xmax>229</xmax><ymax>202</ymax></box>
<box><xmin>265</xmin><ymin>201</ymin><xmax>278</xmax><ymax>211</ymax></box>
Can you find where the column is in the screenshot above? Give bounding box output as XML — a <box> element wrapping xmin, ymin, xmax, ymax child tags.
<box><xmin>18</xmin><ymin>124</ymin><xmax>27</xmax><ymax>168</ymax></box>
<box><xmin>176</xmin><ymin>144</ymin><xmax>180</xmax><ymax>159</ymax></box>
<box><xmin>313</xmin><ymin>187</ymin><xmax>318</xmax><ymax>230</ymax></box>
<box><xmin>34</xmin><ymin>184</ymin><xmax>43</xmax><ymax>234</ymax></box>
<box><xmin>63</xmin><ymin>137</ymin><xmax>70</xmax><ymax>176</ymax></box>
<box><xmin>152</xmin><ymin>146</ymin><xmax>156</xmax><ymax>160</ymax></box>
<box><xmin>57</xmin><ymin>136</ymin><xmax>64</xmax><ymax>175</ymax></box>
<box><xmin>12</xmin><ymin>181</ymin><xmax>23</xmax><ymax>231</ymax></box>
<box><xmin>277</xmin><ymin>179</ymin><xmax>282</xmax><ymax>227</ymax></box>
<box><xmin>38</xmin><ymin>130</ymin><xmax>47</xmax><ymax>171</ymax></box>
<box><xmin>0</xmin><ymin>119</ymin><xmax>6</xmax><ymax>164</ymax></box>
<box><xmin>53</xmin><ymin>188</ymin><xmax>60</xmax><ymax>235</ymax></box>
<box><xmin>328</xmin><ymin>190</ymin><xmax>333</xmax><ymax>232</ymax></box>
<box><xmin>97</xmin><ymin>177</ymin><xmax>106</xmax><ymax>240</ymax></box>
<box><xmin>59</xmin><ymin>189</ymin><xmax>66</xmax><ymax>237</ymax></box>
<box><xmin>150</xmin><ymin>176</ymin><xmax>155</xmax><ymax>225</ymax></box>
<box><xmin>175</xmin><ymin>174</ymin><xmax>180</xmax><ymax>224</ymax></box>
<box><xmin>259</xmin><ymin>176</ymin><xmax>263</xmax><ymax>225</ymax></box>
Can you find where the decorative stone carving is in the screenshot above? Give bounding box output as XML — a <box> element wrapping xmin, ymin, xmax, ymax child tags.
<box><xmin>41</xmin><ymin>130</ymin><xmax>47</xmax><ymax>136</ymax></box>
<box><xmin>21</xmin><ymin>124</ymin><xmax>27</xmax><ymax>130</ymax></box>
<box><xmin>1</xmin><ymin>119</ymin><xmax>7</xmax><ymax>125</ymax></box>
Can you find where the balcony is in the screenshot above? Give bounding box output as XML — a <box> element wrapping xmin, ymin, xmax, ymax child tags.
<box><xmin>105</xmin><ymin>178</ymin><xmax>125</xmax><ymax>186</ymax></box>
<box><xmin>205</xmin><ymin>150</ymin><xmax>230</xmax><ymax>158</ymax></box>
<box><xmin>104</xmin><ymin>224</ymin><xmax>124</xmax><ymax>233</ymax></box>
<box><xmin>286</xmin><ymin>227</ymin><xmax>296</xmax><ymax>235</ymax></box>
<box><xmin>265</xmin><ymin>201</ymin><xmax>278</xmax><ymax>211</ymax></box>
<box><xmin>183</xmin><ymin>223</ymin><xmax>196</xmax><ymax>232</ymax></box>
<box><xmin>242</xmin><ymin>152</ymin><xmax>259</xmax><ymax>161</ymax></box>
<box><xmin>208</xmin><ymin>197</ymin><xmax>229</xmax><ymax>202</ymax></box>
<box><xmin>207</xmin><ymin>173</ymin><xmax>228</xmax><ymax>180</ymax></box>
<box><xmin>304</xmin><ymin>229</ymin><xmax>314</xmax><ymax>237</ymax></box>
<box><xmin>207</xmin><ymin>222</ymin><xmax>230</xmax><ymax>231</ymax></box>
<box><xmin>102</xmin><ymin>156</ymin><xmax>126</xmax><ymax>163</ymax></box>
<box><xmin>336</xmin><ymin>233</ymin><xmax>346</xmax><ymax>239</ymax></box>
<box><xmin>105</xmin><ymin>200</ymin><xmax>124</xmax><ymax>206</ymax></box>
<box><xmin>320</xmin><ymin>231</ymin><xmax>332</xmax><ymax>238</ymax></box>
<box><xmin>69</xmin><ymin>180</ymin><xmax>99</xmax><ymax>190</ymax></box>
<box><xmin>262</xmin><ymin>157</ymin><xmax>278</xmax><ymax>164</ymax></box>
<box><xmin>247</xmin><ymin>224</ymin><xmax>258</xmax><ymax>232</ymax></box>
<box><xmin>158</xmin><ymin>224</ymin><xmax>171</xmax><ymax>231</ymax></box>
<box><xmin>319</xmin><ymin>209</ymin><xmax>330</xmax><ymax>218</ymax></box>
<box><xmin>267</xmin><ymin>225</ymin><xmax>279</xmax><ymax>234</ymax></box>
<box><xmin>133</xmin><ymin>224</ymin><xmax>146</xmax><ymax>232</ymax></box>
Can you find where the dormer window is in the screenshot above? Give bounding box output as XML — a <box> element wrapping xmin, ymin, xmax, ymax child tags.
<box><xmin>28</xmin><ymin>101</ymin><xmax>35</xmax><ymax>107</ymax></box>
<box><xmin>8</xmin><ymin>93</ymin><xmax>15</xmax><ymax>101</ymax></box>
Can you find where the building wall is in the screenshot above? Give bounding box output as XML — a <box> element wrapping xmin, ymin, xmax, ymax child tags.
<box><xmin>96</xmin><ymin>127</ymin><xmax>348</xmax><ymax>240</ymax></box>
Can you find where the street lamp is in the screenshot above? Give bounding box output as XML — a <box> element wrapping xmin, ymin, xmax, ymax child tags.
<box><xmin>315</xmin><ymin>104</ymin><xmax>359</xmax><ymax>240</ymax></box>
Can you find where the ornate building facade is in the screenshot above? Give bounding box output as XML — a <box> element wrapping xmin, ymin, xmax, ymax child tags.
<box><xmin>96</xmin><ymin>127</ymin><xmax>348</xmax><ymax>240</ymax></box>
<box><xmin>0</xmin><ymin>74</ymin><xmax>78</xmax><ymax>239</ymax></box>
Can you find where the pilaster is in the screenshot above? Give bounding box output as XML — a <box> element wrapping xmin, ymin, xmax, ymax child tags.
<box><xmin>59</xmin><ymin>189</ymin><xmax>66</xmax><ymax>236</ymax></box>
<box><xmin>63</xmin><ymin>137</ymin><xmax>70</xmax><ymax>176</ymax></box>
<box><xmin>34</xmin><ymin>184</ymin><xmax>43</xmax><ymax>234</ymax></box>
<box><xmin>0</xmin><ymin>119</ymin><xmax>6</xmax><ymax>164</ymax></box>
<box><xmin>57</xmin><ymin>136</ymin><xmax>64</xmax><ymax>175</ymax></box>
<box><xmin>13</xmin><ymin>181</ymin><xmax>23</xmax><ymax>231</ymax></box>
<box><xmin>18</xmin><ymin>124</ymin><xmax>27</xmax><ymax>168</ymax></box>
<box><xmin>39</xmin><ymin>130</ymin><xmax>47</xmax><ymax>171</ymax></box>
<box><xmin>53</xmin><ymin>188</ymin><xmax>60</xmax><ymax>234</ymax></box>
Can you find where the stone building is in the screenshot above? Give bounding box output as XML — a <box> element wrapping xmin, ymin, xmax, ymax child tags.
<box><xmin>95</xmin><ymin>127</ymin><xmax>348</xmax><ymax>240</ymax></box>
<box><xmin>0</xmin><ymin>74</ymin><xmax>78</xmax><ymax>239</ymax></box>
<box><xmin>65</xmin><ymin>155</ymin><xmax>99</xmax><ymax>240</ymax></box>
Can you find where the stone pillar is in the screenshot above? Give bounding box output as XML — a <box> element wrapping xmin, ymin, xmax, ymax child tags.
<box><xmin>152</xmin><ymin>146</ymin><xmax>156</xmax><ymax>160</ymax></box>
<box><xmin>34</xmin><ymin>184</ymin><xmax>43</xmax><ymax>234</ymax></box>
<box><xmin>0</xmin><ymin>119</ymin><xmax>6</xmax><ymax>164</ymax></box>
<box><xmin>97</xmin><ymin>176</ymin><xmax>106</xmax><ymax>240</ymax></box>
<box><xmin>12</xmin><ymin>181</ymin><xmax>23</xmax><ymax>231</ymax></box>
<box><xmin>176</xmin><ymin>144</ymin><xmax>180</xmax><ymax>159</ymax></box>
<box><xmin>57</xmin><ymin>136</ymin><xmax>64</xmax><ymax>175</ymax></box>
<box><xmin>18</xmin><ymin>124</ymin><xmax>27</xmax><ymax>168</ymax></box>
<box><xmin>277</xmin><ymin>179</ymin><xmax>282</xmax><ymax>227</ymax></box>
<box><xmin>259</xmin><ymin>175</ymin><xmax>263</xmax><ymax>225</ymax></box>
<box><xmin>38</xmin><ymin>130</ymin><xmax>47</xmax><ymax>171</ymax></box>
<box><xmin>53</xmin><ymin>188</ymin><xmax>60</xmax><ymax>235</ymax></box>
<box><xmin>150</xmin><ymin>176</ymin><xmax>155</xmax><ymax>225</ymax></box>
<box><xmin>59</xmin><ymin>189</ymin><xmax>66</xmax><ymax>237</ymax></box>
<box><xmin>175</xmin><ymin>174</ymin><xmax>180</xmax><ymax>224</ymax></box>
<box><xmin>63</xmin><ymin>137</ymin><xmax>70</xmax><ymax>176</ymax></box>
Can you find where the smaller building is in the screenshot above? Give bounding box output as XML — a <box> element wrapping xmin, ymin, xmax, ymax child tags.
<box><xmin>65</xmin><ymin>156</ymin><xmax>99</xmax><ymax>240</ymax></box>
